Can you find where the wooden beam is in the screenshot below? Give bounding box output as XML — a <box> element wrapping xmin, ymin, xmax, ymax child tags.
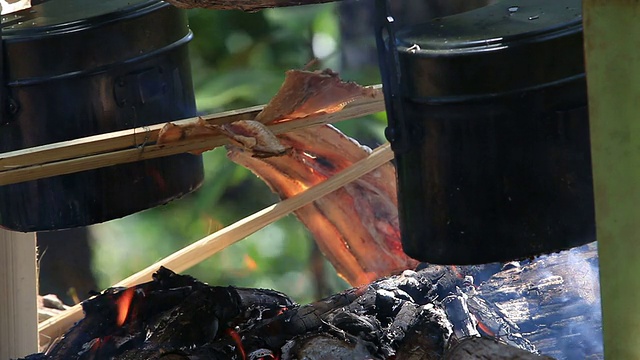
<box><xmin>0</xmin><ymin>230</ymin><xmax>38</xmax><ymax>358</ymax></box>
<box><xmin>0</xmin><ymin>86</ymin><xmax>384</xmax><ymax>186</ymax></box>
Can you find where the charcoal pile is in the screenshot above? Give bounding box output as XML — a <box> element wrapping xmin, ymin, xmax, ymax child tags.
<box><xmin>23</xmin><ymin>244</ymin><xmax>601</xmax><ymax>360</ymax></box>
<box><xmin>29</xmin><ymin>266</ymin><xmax>452</xmax><ymax>360</ymax></box>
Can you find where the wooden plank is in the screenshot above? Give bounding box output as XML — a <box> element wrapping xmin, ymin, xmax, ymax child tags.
<box><xmin>0</xmin><ymin>87</ymin><xmax>384</xmax><ymax>186</ymax></box>
<box><xmin>0</xmin><ymin>230</ymin><xmax>39</xmax><ymax>358</ymax></box>
<box><xmin>38</xmin><ymin>142</ymin><xmax>394</xmax><ymax>346</ymax></box>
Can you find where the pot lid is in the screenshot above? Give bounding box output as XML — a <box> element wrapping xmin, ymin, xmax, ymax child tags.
<box><xmin>2</xmin><ymin>0</ymin><xmax>161</xmax><ymax>36</ymax></box>
<box><xmin>393</xmin><ymin>0</ymin><xmax>584</xmax><ymax>98</ymax></box>
<box><xmin>397</xmin><ymin>0</ymin><xmax>581</xmax><ymax>53</ymax></box>
<box><xmin>1</xmin><ymin>0</ymin><xmax>190</xmax><ymax>84</ymax></box>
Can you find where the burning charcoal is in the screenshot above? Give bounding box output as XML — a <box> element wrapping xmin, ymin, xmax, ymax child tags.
<box><xmin>27</xmin><ymin>250</ymin><xmax>602</xmax><ymax>360</ymax></box>
<box><xmin>473</xmin><ymin>244</ymin><xmax>603</xmax><ymax>359</ymax></box>
<box><xmin>502</xmin><ymin>261</ymin><xmax>521</xmax><ymax>271</ymax></box>
<box><xmin>463</xmin><ymin>287</ymin><xmax>537</xmax><ymax>354</ymax></box>
<box><xmin>381</xmin><ymin>302</ymin><xmax>452</xmax><ymax>358</ymax></box>
<box><xmin>393</xmin><ymin>304</ymin><xmax>453</xmax><ymax>360</ymax></box>
<box><xmin>442</xmin><ymin>288</ymin><xmax>480</xmax><ymax>339</ymax></box>
<box><xmin>35</xmin><ymin>267</ymin><xmax>295</xmax><ymax>360</ymax></box>
<box><xmin>116</xmin><ymin>348</ymin><xmax>196</xmax><ymax>360</ymax></box>
<box><xmin>227</xmin><ymin>267</ymin><xmax>454</xmax><ymax>359</ymax></box>
<box><xmin>330</xmin><ymin>312</ymin><xmax>382</xmax><ymax>343</ymax></box>
<box><xmin>281</xmin><ymin>333</ymin><xmax>377</xmax><ymax>360</ymax></box>
<box><xmin>445</xmin><ymin>337</ymin><xmax>554</xmax><ymax>360</ymax></box>
<box><xmin>231</xmin><ymin>287</ymin><xmax>364</xmax><ymax>355</ymax></box>
<box><xmin>143</xmin><ymin>289</ymin><xmax>221</xmax><ymax>348</ymax></box>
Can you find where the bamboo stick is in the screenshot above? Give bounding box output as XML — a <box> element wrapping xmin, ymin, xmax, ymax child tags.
<box><xmin>0</xmin><ymin>85</ymin><xmax>384</xmax><ymax>186</ymax></box>
<box><xmin>0</xmin><ymin>105</ymin><xmax>264</xmax><ymax>171</ymax></box>
<box><xmin>38</xmin><ymin>142</ymin><xmax>394</xmax><ymax>345</ymax></box>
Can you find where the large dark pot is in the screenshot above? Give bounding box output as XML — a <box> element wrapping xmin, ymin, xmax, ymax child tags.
<box><xmin>0</xmin><ymin>0</ymin><xmax>204</xmax><ymax>231</ymax></box>
<box><xmin>376</xmin><ymin>0</ymin><xmax>595</xmax><ymax>264</ymax></box>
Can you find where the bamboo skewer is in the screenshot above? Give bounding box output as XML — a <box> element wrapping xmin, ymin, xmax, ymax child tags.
<box><xmin>0</xmin><ymin>85</ymin><xmax>383</xmax><ymax>186</ymax></box>
<box><xmin>38</xmin><ymin>142</ymin><xmax>394</xmax><ymax>345</ymax></box>
<box><xmin>0</xmin><ymin>105</ymin><xmax>263</xmax><ymax>171</ymax></box>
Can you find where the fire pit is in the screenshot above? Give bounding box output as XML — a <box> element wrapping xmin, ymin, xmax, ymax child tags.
<box><xmin>25</xmin><ymin>242</ymin><xmax>601</xmax><ymax>359</ymax></box>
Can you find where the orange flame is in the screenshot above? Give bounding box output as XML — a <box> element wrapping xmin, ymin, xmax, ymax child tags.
<box><xmin>226</xmin><ymin>328</ymin><xmax>246</xmax><ymax>360</ymax></box>
<box><xmin>477</xmin><ymin>320</ymin><xmax>496</xmax><ymax>338</ymax></box>
<box><xmin>450</xmin><ymin>265</ymin><xmax>464</xmax><ymax>279</ymax></box>
<box><xmin>244</xmin><ymin>254</ymin><xmax>258</xmax><ymax>271</ymax></box>
<box><xmin>115</xmin><ymin>288</ymin><xmax>135</xmax><ymax>326</ymax></box>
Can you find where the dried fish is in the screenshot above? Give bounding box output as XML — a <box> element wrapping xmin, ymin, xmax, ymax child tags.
<box><xmin>255</xmin><ymin>69</ymin><xmax>380</xmax><ymax>124</ymax></box>
<box><xmin>228</xmin><ymin>125</ymin><xmax>418</xmax><ymax>286</ymax></box>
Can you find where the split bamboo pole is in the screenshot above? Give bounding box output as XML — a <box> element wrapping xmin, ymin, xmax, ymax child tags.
<box><xmin>583</xmin><ymin>1</ymin><xmax>640</xmax><ymax>358</ymax></box>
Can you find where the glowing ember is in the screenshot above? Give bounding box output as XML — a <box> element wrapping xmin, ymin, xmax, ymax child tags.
<box><xmin>477</xmin><ymin>320</ymin><xmax>496</xmax><ymax>338</ymax></box>
<box><xmin>244</xmin><ymin>254</ymin><xmax>258</xmax><ymax>271</ymax></box>
<box><xmin>451</xmin><ymin>265</ymin><xmax>464</xmax><ymax>279</ymax></box>
<box><xmin>226</xmin><ymin>328</ymin><xmax>247</xmax><ymax>360</ymax></box>
<box><xmin>115</xmin><ymin>288</ymin><xmax>135</xmax><ymax>326</ymax></box>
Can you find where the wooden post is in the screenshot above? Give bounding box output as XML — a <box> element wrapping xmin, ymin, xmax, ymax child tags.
<box><xmin>0</xmin><ymin>230</ymin><xmax>39</xmax><ymax>359</ymax></box>
<box><xmin>583</xmin><ymin>1</ymin><xmax>640</xmax><ymax>358</ymax></box>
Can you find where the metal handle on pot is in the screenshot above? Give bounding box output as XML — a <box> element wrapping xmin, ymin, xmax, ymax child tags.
<box><xmin>374</xmin><ymin>0</ymin><xmax>409</xmax><ymax>154</ymax></box>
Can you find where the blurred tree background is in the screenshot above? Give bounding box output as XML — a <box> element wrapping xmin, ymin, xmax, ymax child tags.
<box><xmin>88</xmin><ymin>1</ymin><xmax>387</xmax><ymax>305</ymax></box>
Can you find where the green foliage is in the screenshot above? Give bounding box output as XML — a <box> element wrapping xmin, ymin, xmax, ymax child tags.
<box><xmin>91</xmin><ymin>3</ymin><xmax>383</xmax><ymax>304</ymax></box>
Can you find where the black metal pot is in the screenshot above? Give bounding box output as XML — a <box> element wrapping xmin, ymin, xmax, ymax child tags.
<box><xmin>376</xmin><ymin>0</ymin><xmax>595</xmax><ymax>264</ymax></box>
<box><xmin>0</xmin><ymin>0</ymin><xmax>204</xmax><ymax>231</ymax></box>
